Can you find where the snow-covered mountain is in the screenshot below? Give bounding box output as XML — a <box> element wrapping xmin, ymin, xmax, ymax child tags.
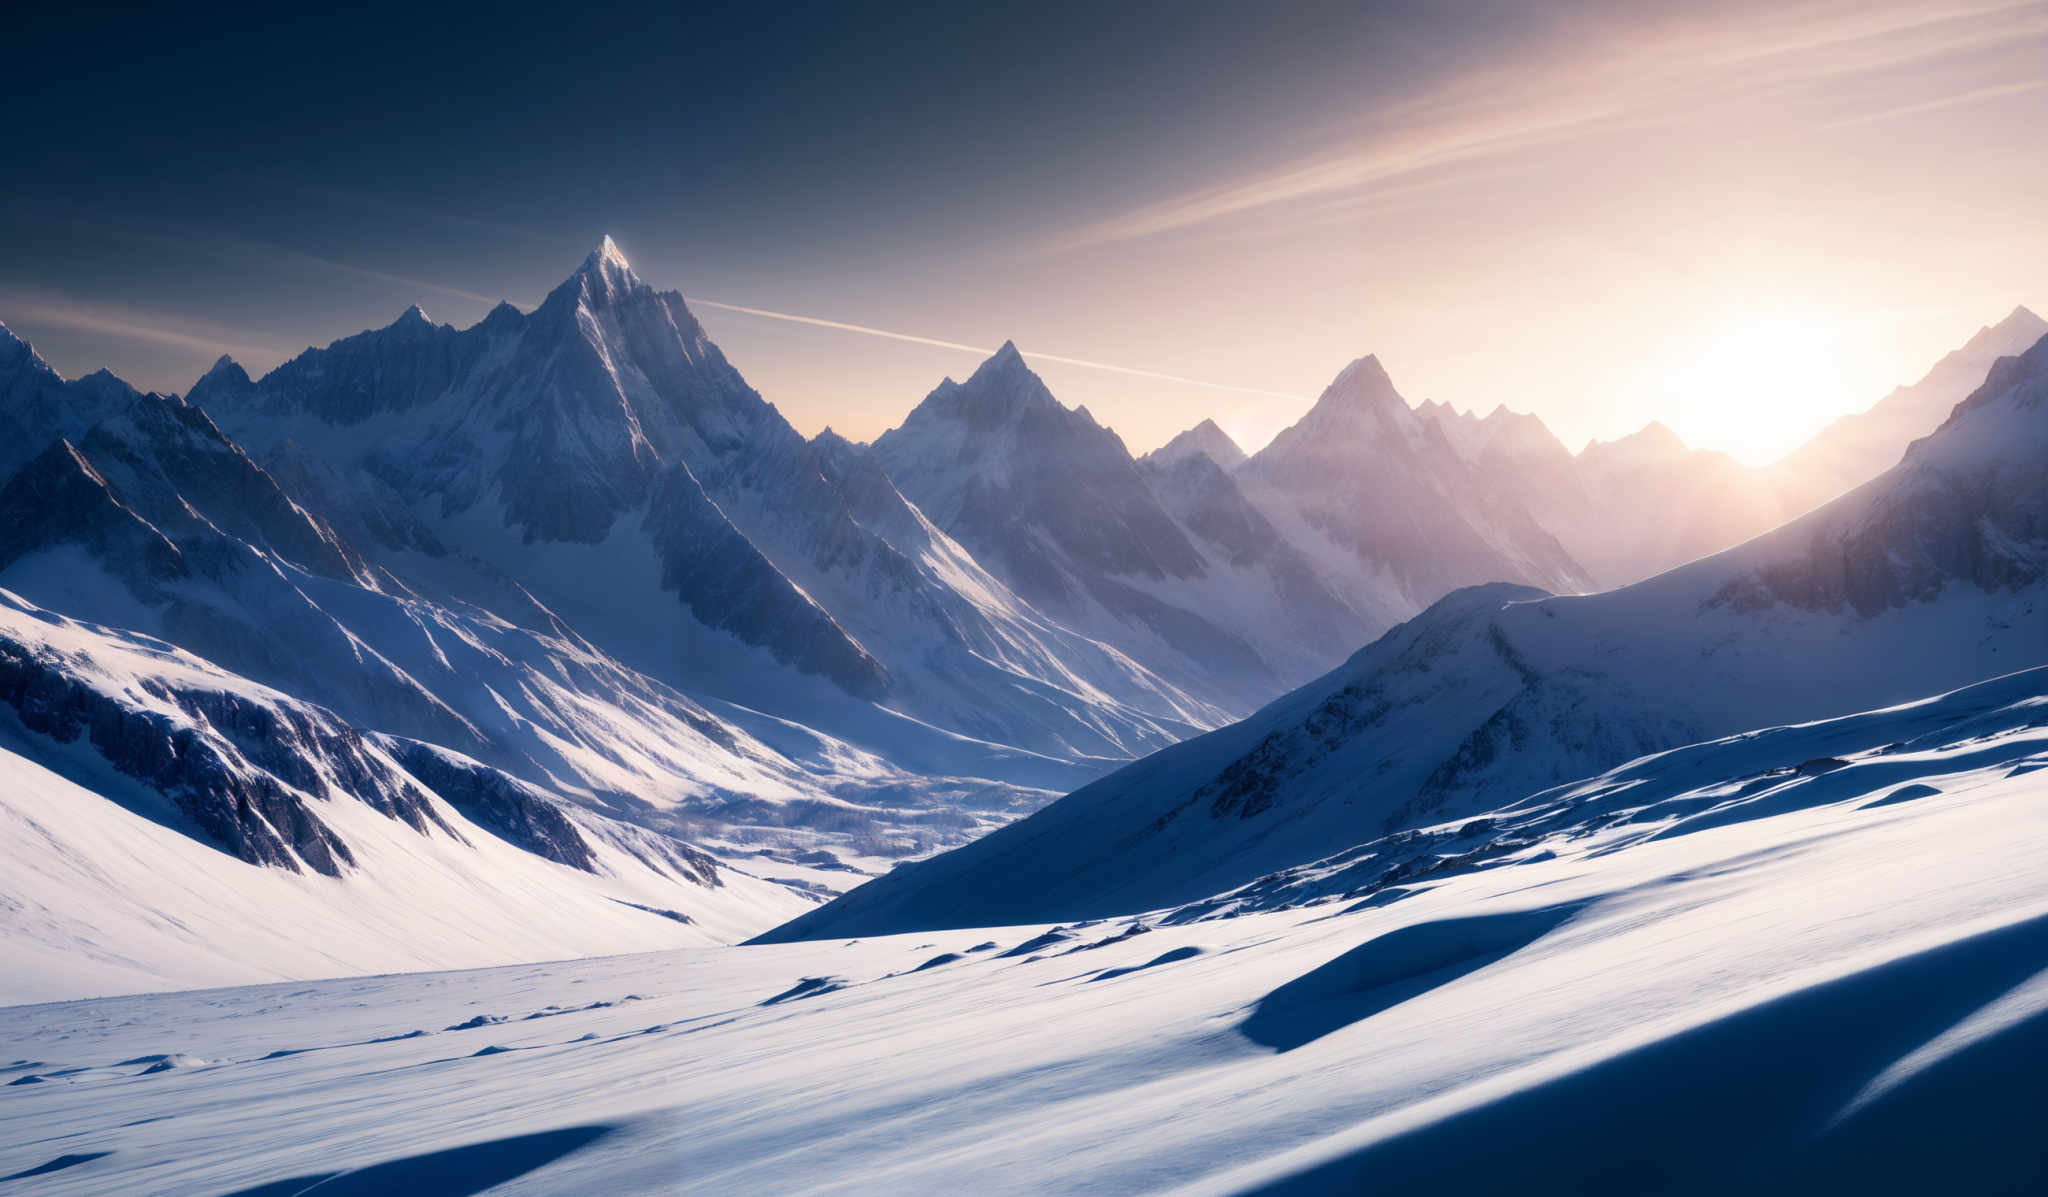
<box><xmin>190</xmin><ymin>243</ymin><xmax>1220</xmax><ymax>785</ymax></box>
<box><xmin>1234</xmin><ymin>355</ymin><xmax>1593</xmax><ymax>630</ymax></box>
<box><xmin>1139</xmin><ymin>417</ymin><xmax>1247</xmax><ymax>471</ymax></box>
<box><xmin>1417</xmin><ymin>308</ymin><xmax>2044</xmax><ymax>589</ymax></box>
<box><xmin>876</xmin><ymin>345</ymin><xmax>1369</xmax><ymax>704</ymax></box>
<box><xmin>1570</xmin><ymin>420</ymin><xmax>1788</xmax><ymax>587</ymax></box>
<box><xmin>0</xmin><ymin>587</ymin><xmax>811</xmax><ymax>1000</ymax></box>
<box><xmin>1415</xmin><ymin>399</ymin><xmax>1785</xmax><ymax>589</ymax></box>
<box><xmin>1770</xmin><ymin>304</ymin><xmax>2046</xmax><ymax>514</ymax></box>
<box><xmin>0</xmin><ymin>342</ymin><xmax>1010</xmax><ymax>873</ymax></box>
<box><xmin>762</xmin><ymin>327</ymin><xmax>2048</xmax><ymax>938</ymax></box>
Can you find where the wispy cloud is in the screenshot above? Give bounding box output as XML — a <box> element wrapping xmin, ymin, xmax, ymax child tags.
<box><xmin>1048</xmin><ymin>0</ymin><xmax>2048</xmax><ymax>252</ymax></box>
<box><xmin>688</xmin><ymin>298</ymin><xmax>1309</xmax><ymax>402</ymax></box>
<box><xmin>0</xmin><ymin>289</ymin><xmax>291</xmax><ymax>367</ymax></box>
<box><xmin>1816</xmin><ymin>76</ymin><xmax>2048</xmax><ymax>129</ymax></box>
<box><xmin>279</xmin><ymin>249</ymin><xmax>505</xmax><ymax>310</ymax></box>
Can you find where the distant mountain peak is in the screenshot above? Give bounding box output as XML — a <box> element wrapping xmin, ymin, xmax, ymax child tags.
<box><xmin>396</xmin><ymin>303</ymin><xmax>434</xmax><ymax>328</ymax></box>
<box><xmin>1314</xmin><ymin>354</ymin><xmax>1404</xmax><ymax>415</ymax></box>
<box><xmin>195</xmin><ymin>354</ymin><xmax>253</xmax><ymax>393</ymax></box>
<box><xmin>1585</xmin><ymin>419</ymin><xmax>1687</xmax><ymax>461</ymax></box>
<box><xmin>924</xmin><ymin>340</ymin><xmax>1058</xmax><ymax>420</ymax></box>
<box><xmin>1143</xmin><ymin>417</ymin><xmax>1247</xmax><ymax>471</ymax></box>
<box><xmin>978</xmin><ymin>339</ymin><xmax>1028</xmax><ymax>375</ymax></box>
<box><xmin>1980</xmin><ymin>304</ymin><xmax>2047</xmax><ymax>347</ymax></box>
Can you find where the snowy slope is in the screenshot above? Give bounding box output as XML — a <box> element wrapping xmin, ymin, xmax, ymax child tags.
<box><xmin>764</xmin><ymin>329</ymin><xmax>2048</xmax><ymax>937</ymax></box>
<box><xmin>6</xmin><ymin>665</ymin><xmax>2045</xmax><ymax>1192</ymax></box>
<box><xmin>0</xmin><ymin>590</ymin><xmax>811</xmax><ymax>1002</ymax></box>
<box><xmin>876</xmin><ymin>346</ymin><xmax>1370</xmax><ymax>704</ymax></box>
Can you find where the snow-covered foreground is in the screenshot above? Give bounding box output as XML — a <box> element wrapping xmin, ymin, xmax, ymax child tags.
<box><xmin>5</xmin><ymin>674</ymin><xmax>2046</xmax><ymax>1193</ymax></box>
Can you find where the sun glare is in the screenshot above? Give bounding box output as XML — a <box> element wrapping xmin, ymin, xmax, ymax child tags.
<box><xmin>1656</xmin><ymin>313</ymin><xmax>1858</xmax><ymax>466</ymax></box>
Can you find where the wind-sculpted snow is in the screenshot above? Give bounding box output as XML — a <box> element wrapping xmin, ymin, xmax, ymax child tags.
<box><xmin>763</xmin><ymin>342</ymin><xmax>2048</xmax><ymax>939</ymax></box>
<box><xmin>6</xmin><ymin>668</ymin><xmax>2046</xmax><ymax>1192</ymax></box>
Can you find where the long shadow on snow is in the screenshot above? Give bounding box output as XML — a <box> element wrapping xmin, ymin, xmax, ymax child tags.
<box><xmin>1241</xmin><ymin>903</ymin><xmax>1589</xmax><ymax>1052</ymax></box>
<box><xmin>218</xmin><ymin>1125</ymin><xmax>614</xmax><ymax>1197</ymax></box>
<box><xmin>1647</xmin><ymin>737</ymin><xmax>2041</xmax><ymax>844</ymax></box>
<box><xmin>1244</xmin><ymin>908</ymin><xmax>2048</xmax><ymax>1195</ymax></box>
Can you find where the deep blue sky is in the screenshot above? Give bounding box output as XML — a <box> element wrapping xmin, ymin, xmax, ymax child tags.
<box><xmin>6</xmin><ymin>1</ymin><xmax>2044</xmax><ymax>458</ymax></box>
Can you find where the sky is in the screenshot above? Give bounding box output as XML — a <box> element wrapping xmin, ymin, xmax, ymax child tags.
<box><xmin>4</xmin><ymin>0</ymin><xmax>2044</xmax><ymax>463</ymax></box>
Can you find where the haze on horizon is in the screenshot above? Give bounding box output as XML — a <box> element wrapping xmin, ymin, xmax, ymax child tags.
<box><xmin>4</xmin><ymin>0</ymin><xmax>2044</xmax><ymax>464</ymax></box>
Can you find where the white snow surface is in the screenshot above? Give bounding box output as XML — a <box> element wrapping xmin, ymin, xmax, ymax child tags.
<box><xmin>3</xmin><ymin>667</ymin><xmax>2045</xmax><ymax>1193</ymax></box>
<box><xmin>0</xmin><ymin>592</ymin><xmax>813</xmax><ymax>1002</ymax></box>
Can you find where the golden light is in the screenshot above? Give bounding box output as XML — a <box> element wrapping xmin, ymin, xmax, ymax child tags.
<box><xmin>1655</xmin><ymin>311</ymin><xmax>1859</xmax><ymax>466</ymax></box>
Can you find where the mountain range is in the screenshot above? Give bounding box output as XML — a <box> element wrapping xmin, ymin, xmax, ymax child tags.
<box><xmin>763</xmin><ymin>316</ymin><xmax>2048</xmax><ymax>938</ymax></box>
<box><xmin>0</xmin><ymin>239</ymin><xmax>2038</xmax><ymax>988</ymax></box>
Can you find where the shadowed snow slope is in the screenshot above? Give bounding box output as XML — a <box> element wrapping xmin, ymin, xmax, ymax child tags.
<box><xmin>760</xmin><ymin>330</ymin><xmax>2048</xmax><ymax>938</ymax></box>
<box><xmin>6</xmin><ymin>663</ymin><xmax>2045</xmax><ymax>1192</ymax></box>
<box><xmin>0</xmin><ymin>591</ymin><xmax>810</xmax><ymax>1004</ymax></box>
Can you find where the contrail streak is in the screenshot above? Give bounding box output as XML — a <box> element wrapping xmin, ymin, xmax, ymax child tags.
<box><xmin>685</xmin><ymin>297</ymin><xmax>1309</xmax><ymax>403</ymax></box>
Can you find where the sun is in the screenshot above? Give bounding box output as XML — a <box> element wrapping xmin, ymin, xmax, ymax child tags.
<box><xmin>1655</xmin><ymin>312</ymin><xmax>1858</xmax><ymax>466</ymax></box>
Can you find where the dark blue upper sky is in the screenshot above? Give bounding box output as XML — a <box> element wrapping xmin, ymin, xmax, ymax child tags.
<box><xmin>6</xmin><ymin>1</ymin><xmax>2044</xmax><ymax>459</ymax></box>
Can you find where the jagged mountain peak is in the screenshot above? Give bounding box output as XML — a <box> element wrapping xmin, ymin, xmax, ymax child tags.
<box><xmin>545</xmin><ymin>234</ymin><xmax>651</xmax><ymax>314</ymax></box>
<box><xmin>1264</xmin><ymin>353</ymin><xmax>1421</xmax><ymax>452</ymax></box>
<box><xmin>1322</xmin><ymin>353</ymin><xmax>1400</xmax><ymax>406</ymax></box>
<box><xmin>0</xmin><ymin>322</ymin><xmax>55</xmax><ymax>377</ymax></box>
<box><xmin>966</xmin><ymin>339</ymin><xmax>1038</xmax><ymax>389</ymax></box>
<box><xmin>481</xmin><ymin>299</ymin><xmax>524</xmax><ymax>328</ymax></box>
<box><xmin>1583</xmin><ymin>419</ymin><xmax>1687</xmax><ymax>461</ymax></box>
<box><xmin>1955</xmin><ymin>306</ymin><xmax>2047</xmax><ymax>364</ymax></box>
<box><xmin>1475</xmin><ymin>404</ymin><xmax>1570</xmax><ymax>460</ymax></box>
<box><xmin>1937</xmin><ymin>322</ymin><xmax>2048</xmax><ymax>432</ymax></box>
<box><xmin>1276</xmin><ymin>353</ymin><xmax>1419</xmax><ymax>446</ymax></box>
<box><xmin>904</xmin><ymin>340</ymin><xmax>1065</xmax><ymax>428</ymax></box>
<box><xmin>195</xmin><ymin>354</ymin><xmax>253</xmax><ymax>393</ymax></box>
<box><xmin>1143</xmin><ymin>418</ymin><xmax>1247</xmax><ymax>471</ymax></box>
<box><xmin>1993</xmin><ymin>303</ymin><xmax>2044</xmax><ymax>335</ymax></box>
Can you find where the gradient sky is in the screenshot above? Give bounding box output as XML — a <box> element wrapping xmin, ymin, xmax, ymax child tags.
<box><xmin>5</xmin><ymin>0</ymin><xmax>2044</xmax><ymax>462</ymax></box>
